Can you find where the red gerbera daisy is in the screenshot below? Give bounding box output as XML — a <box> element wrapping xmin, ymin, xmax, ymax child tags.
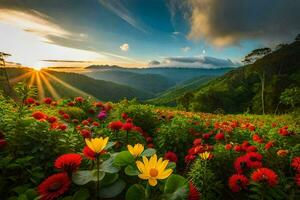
<box><xmin>234</xmin><ymin>156</ymin><xmax>251</xmax><ymax>174</ymax></box>
<box><xmin>43</xmin><ymin>97</ymin><xmax>52</xmax><ymax>105</ymax></box>
<box><xmin>108</xmin><ymin>121</ymin><xmax>123</xmax><ymax>131</ymax></box>
<box><xmin>38</xmin><ymin>173</ymin><xmax>70</xmax><ymax>200</ymax></box>
<box><xmin>245</xmin><ymin>152</ymin><xmax>263</xmax><ymax>169</ymax></box>
<box><xmin>292</xmin><ymin>157</ymin><xmax>300</xmax><ymax>172</ymax></box>
<box><xmin>164</xmin><ymin>151</ymin><xmax>178</xmax><ymax>163</ymax></box>
<box><xmin>228</xmin><ymin>174</ymin><xmax>249</xmax><ymax>192</ymax></box>
<box><xmin>80</xmin><ymin>129</ymin><xmax>91</xmax><ymax>138</ymax></box>
<box><xmin>188</xmin><ymin>182</ymin><xmax>200</xmax><ymax>200</ymax></box>
<box><xmin>32</xmin><ymin>111</ymin><xmax>47</xmax><ymax>120</ymax></box>
<box><xmin>121</xmin><ymin>122</ymin><xmax>134</xmax><ymax>131</ymax></box>
<box><xmin>83</xmin><ymin>146</ymin><xmax>96</xmax><ymax>160</ymax></box>
<box><xmin>215</xmin><ymin>132</ymin><xmax>225</xmax><ymax>141</ymax></box>
<box><xmin>54</xmin><ymin>154</ymin><xmax>82</xmax><ymax>173</ymax></box>
<box><xmin>251</xmin><ymin>168</ymin><xmax>278</xmax><ymax>187</ymax></box>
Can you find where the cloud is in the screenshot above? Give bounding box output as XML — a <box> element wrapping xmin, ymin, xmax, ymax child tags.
<box><xmin>186</xmin><ymin>0</ymin><xmax>300</xmax><ymax>47</ymax></box>
<box><xmin>120</xmin><ymin>43</ymin><xmax>129</xmax><ymax>52</ymax></box>
<box><xmin>149</xmin><ymin>56</ymin><xmax>238</xmax><ymax>68</ymax></box>
<box><xmin>98</xmin><ymin>0</ymin><xmax>147</xmax><ymax>33</ymax></box>
<box><xmin>148</xmin><ymin>60</ymin><xmax>160</xmax><ymax>66</ymax></box>
<box><xmin>182</xmin><ymin>46</ymin><xmax>191</xmax><ymax>52</ymax></box>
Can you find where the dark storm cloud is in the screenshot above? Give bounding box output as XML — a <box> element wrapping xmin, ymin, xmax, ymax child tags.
<box><xmin>187</xmin><ymin>0</ymin><xmax>300</xmax><ymax>46</ymax></box>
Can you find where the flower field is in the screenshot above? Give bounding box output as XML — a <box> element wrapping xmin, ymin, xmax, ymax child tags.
<box><xmin>0</xmin><ymin>87</ymin><xmax>299</xmax><ymax>200</ymax></box>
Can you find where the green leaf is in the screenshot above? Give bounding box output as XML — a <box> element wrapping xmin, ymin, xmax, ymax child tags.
<box><xmin>99</xmin><ymin>179</ymin><xmax>126</xmax><ymax>198</ymax></box>
<box><xmin>164</xmin><ymin>175</ymin><xmax>189</xmax><ymax>200</ymax></box>
<box><xmin>101</xmin><ymin>173</ymin><xmax>119</xmax><ymax>187</ymax></box>
<box><xmin>104</xmin><ymin>142</ymin><xmax>115</xmax><ymax>150</ymax></box>
<box><xmin>17</xmin><ymin>194</ymin><xmax>27</xmax><ymax>200</ymax></box>
<box><xmin>100</xmin><ymin>156</ymin><xmax>120</xmax><ymax>173</ymax></box>
<box><xmin>126</xmin><ymin>184</ymin><xmax>146</xmax><ymax>200</ymax></box>
<box><xmin>72</xmin><ymin>170</ymin><xmax>105</xmax><ymax>185</ymax></box>
<box><xmin>141</xmin><ymin>148</ymin><xmax>156</xmax><ymax>157</ymax></box>
<box><xmin>72</xmin><ymin>188</ymin><xmax>90</xmax><ymax>200</ymax></box>
<box><xmin>124</xmin><ymin>165</ymin><xmax>139</xmax><ymax>176</ymax></box>
<box><xmin>113</xmin><ymin>151</ymin><xmax>134</xmax><ymax>167</ymax></box>
<box><xmin>25</xmin><ymin>189</ymin><xmax>38</xmax><ymax>199</ymax></box>
<box><xmin>167</xmin><ymin>162</ymin><xmax>176</xmax><ymax>170</ymax></box>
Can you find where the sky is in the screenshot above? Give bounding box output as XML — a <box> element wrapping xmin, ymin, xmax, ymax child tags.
<box><xmin>0</xmin><ymin>0</ymin><xmax>299</xmax><ymax>69</ymax></box>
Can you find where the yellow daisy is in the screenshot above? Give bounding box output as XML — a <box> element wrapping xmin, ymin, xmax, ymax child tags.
<box><xmin>136</xmin><ymin>154</ymin><xmax>173</xmax><ymax>186</ymax></box>
<box><xmin>127</xmin><ymin>143</ymin><xmax>144</xmax><ymax>158</ymax></box>
<box><xmin>85</xmin><ymin>137</ymin><xmax>109</xmax><ymax>154</ymax></box>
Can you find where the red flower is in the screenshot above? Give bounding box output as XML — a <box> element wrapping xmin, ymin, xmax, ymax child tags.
<box><xmin>193</xmin><ymin>138</ymin><xmax>202</xmax><ymax>146</ymax></box>
<box><xmin>292</xmin><ymin>157</ymin><xmax>300</xmax><ymax>172</ymax></box>
<box><xmin>81</xmin><ymin>120</ymin><xmax>89</xmax><ymax>126</ymax></box>
<box><xmin>245</xmin><ymin>152</ymin><xmax>263</xmax><ymax>168</ymax></box>
<box><xmin>47</xmin><ymin>116</ymin><xmax>57</xmax><ymax>124</ymax></box>
<box><xmin>80</xmin><ymin>129</ymin><xmax>91</xmax><ymax>138</ymax></box>
<box><xmin>234</xmin><ymin>145</ymin><xmax>243</xmax><ymax>152</ymax></box>
<box><xmin>58</xmin><ymin>124</ymin><xmax>67</xmax><ymax>131</ymax></box>
<box><xmin>202</xmin><ymin>133</ymin><xmax>210</xmax><ymax>140</ymax></box>
<box><xmin>246</xmin><ymin>146</ymin><xmax>257</xmax><ymax>152</ymax></box>
<box><xmin>32</xmin><ymin>111</ymin><xmax>47</xmax><ymax>120</ymax></box>
<box><xmin>83</xmin><ymin>146</ymin><xmax>96</xmax><ymax>160</ymax></box>
<box><xmin>278</xmin><ymin>127</ymin><xmax>289</xmax><ymax>136</ymax></box>
<box><xmin>264</xmin><ymin>141</ymin><xmax>274</xmax><ymax>150</ymax></box>
<box><xmin>252</xmin><ymin>134</ymin><xmax>263</xmax><ymax>143</ymax></box>
<box><xmin>164</xmin><ymin>151</ymin><xmax>178</xmax><ymax>163</ymax></box>
<box><xmin>228</xmin><ymin>174</ymin><xmax>249</xmax><ymax>192</ymax></box>
<box><xmin>25</xmin><ymin>97</ymin><xmax>35</xmax><ymax>104</ymax></box>
<box><xmin>43</xmin><ymin>97</ymin><xmax>52</xmax><ymax>105</ymax></box>
<box><xmin>225</xmin><ymin>144</ymin><xmax>232</xmax><ymax>150</ymax></box>
<box><xmin>72</xmin><ymin>119</ymin><xmax>79</xmax><ymax>124</ymax></box>
<box><xmin>147</xmin><ymin>143</ymin><xmax>154</xmax><ymax>148</ymax></box>
<box><xmin>188</xmin><ymin>182</ymin><xmax>200</xmax><ymax>200</ymax></box>
<box><xmin>234</xmin><ymin>156</ymin><xmax>251</xmax><ymax>174</ymax></box>
<box><xmin>75</xmin><ymin>96</ymin><xmax>84</xmax><ymax>103</ymax></box>
<box><xmin>295</xmin><ymin>174</ymin><xmax>300</xmax><ymax>187</ymax></box>
<box><xmin>62</xmin><ymin>114</ymin><xmax>70</xmax><ymax>120</ymax></box>
<box><xmin>92</xmin><ymin>122</ymin><xmax>100</xmax><ymax>127</ymax></box>
<box><xmin>241</xmin><ymin>141</ymin><xmax>250</xmax><ymax>151</ymax></box>
<box><xmin>185</xmin><ymin>154</ymin><xmax>196</xmax><ymax>163</ymax></box>
<box><xmin>215</xmin><ymin>132</ymin><xmax>225</xmax><ymax>141</ymax></box>
<box><xmin>67</xmin><ymin>101</ymin><xmax>75</xmax><ymax>106</ymax></box>
<box><xmin>121</xmin><ymin>113</ymin><xmax>128</xmax><ymax>119</ymax></box>
<box><xmin>251</xmin><ymin>168</ymin><xmax>278</xmax><ymax>187</ymax></box>
<box><xmin>108</xmin><ymin>121</ymin><xmax>123</xmax><ymax>131</ymax></box>
<box><xmin>58</xmin><ymin>110</ymin><xmax>65</xmax><ymax>115</ymax></box>
<box><xmin>38</xmin><ymin>173</ymin><xmax>70</xmax><ymax>200</ymax></box>
<box><xmin>0</xmin><ymin>139</ymin><xmax>7</xmax><ymax>148</ymax></box>
<box><xmin>121</xmin><ymin>122</ymin><xmax>134</xmax><ymax>131</ymax></box>
<box><xmin>54</xmin><ymin>154</ymin><xmax>82</xmax><ymax>173</ymax></box>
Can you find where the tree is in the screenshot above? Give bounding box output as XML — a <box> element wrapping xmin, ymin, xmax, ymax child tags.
<box><xmin>280</xmin><ymin>87</ymin><xmax>300</xmax><ymax>109</ymax></box>
<box><xmin>0</xmin><ymin>52</ymin><xmax>12</xmax><ymax>94</ymax></box>
<box><xmin>242</xmin><ymin>48</ymin><xmax>272</xmax><ymax>65</ymax></box>
<box><xmin>177</xmin><ymin>92</ymin><xmax>194</xmax><ymax>111</ymax></box>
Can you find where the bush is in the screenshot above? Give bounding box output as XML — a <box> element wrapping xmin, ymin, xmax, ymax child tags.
<box><xmin>112</xmin><ymin>100</ymin><xmax>160</xmax><ymax>134</ymax></box>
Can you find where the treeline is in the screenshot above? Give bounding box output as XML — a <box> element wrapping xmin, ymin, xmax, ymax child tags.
<box><xmin>178</xmin><ymin>36</ymin><xmax>300</xmax><ymax>114</ymax></box>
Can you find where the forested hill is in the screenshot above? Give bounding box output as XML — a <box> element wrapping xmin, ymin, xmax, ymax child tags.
<box><xmin>0</xmin><ymin>68</ymin><xmax>152</xmax><ymax>101</ymax></box>
<box><xmin>181</xmin><ymin>40</ymin><xmax>300</xmax><ymax>114</ymax></box>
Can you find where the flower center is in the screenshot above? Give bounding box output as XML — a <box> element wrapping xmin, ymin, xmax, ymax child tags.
<box><xmin>48</xmin><ymin>182</ymin><xmax>62</xmax><ymax>192</ymax></box>
<box><xmin>149</xmin><ymin>168</ymin><xmax>158</xmax><ymax>177</ymax></box>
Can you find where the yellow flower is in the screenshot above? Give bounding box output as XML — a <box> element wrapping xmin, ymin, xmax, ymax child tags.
<box><xmin>127</xmin><ymin>143</ymin><xmax>144</xmax><ymax>158</ymax></box>
<box><xmin>199</xmin><ymin>151</ymin><xmax>211</xmax><ymax>160</ymax></box>
<box><xmin>136</xmin><ymin>154</ymin><xmax>173</xmax><ymax>186</ymax></box>
<box><xmin>85</xmin><ymin>137</ymin><xmax>109</xmax><ymax>154</ymax></box>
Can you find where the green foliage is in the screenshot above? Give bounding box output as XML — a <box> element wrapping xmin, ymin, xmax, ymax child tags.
<box><xmin>62</xmin><ymin>106</ymin><xmax>87</xmax><ymax>120</ymax></box>
<box><xmin>188</xmin><ymin>159</ymin><xmax>223</xmax><ymax>200</ymax></box>
<box><xmin>113</xmin><ymin>100</ymin><xmax>160</xmax><ymax>134</ymax></box>
<box><xmin>280</xmin><ymin>87</ymin><xmax>300</xmax><ymax>108</ymax></box>
<box><xmin>187</xmin><ymin>40</ymin><xmax>300</xmax><ymax>114</ymax></box>
<box><xmin>154</xmin><ymin>116</ymin><xmax>195</xmax><ymax>166</ymax></box>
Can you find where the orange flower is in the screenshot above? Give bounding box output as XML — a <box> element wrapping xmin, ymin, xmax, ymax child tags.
<box><xmin>277</xmin><ymin>149</ymin><xmax>289</xmax><ymax>157</ymax></box>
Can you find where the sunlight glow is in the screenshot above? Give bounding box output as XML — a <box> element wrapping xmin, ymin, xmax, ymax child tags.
<box><xmin>39</xmin><ymin>71</ymin><xmax>60</xmax><ymax>99</ymax></box>
<box><xmin>35</xmin><ymin>72</ymin><xmax>45</xmax><ymax>100</ymax></box>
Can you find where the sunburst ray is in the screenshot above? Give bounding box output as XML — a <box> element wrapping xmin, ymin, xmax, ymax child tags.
<box><xmin>39</xmin><ymin>71</ymin><xmax>60</xmax><ymax>99</ymax></box>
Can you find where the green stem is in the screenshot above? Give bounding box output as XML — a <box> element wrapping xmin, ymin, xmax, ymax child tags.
<box><xmin>145</xmin><ymin>183</ymin><xmax>150</xmax><ymax>200</ymax></box>
<box><xmin>96</xmin><ymin>156</ymin><xmax>100</xmax><ymax>199</ymax></box>
<box><xmin>126</xmin><ymin>131</ymin><xmax>129</xmax><ymax>145</ymax></box>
